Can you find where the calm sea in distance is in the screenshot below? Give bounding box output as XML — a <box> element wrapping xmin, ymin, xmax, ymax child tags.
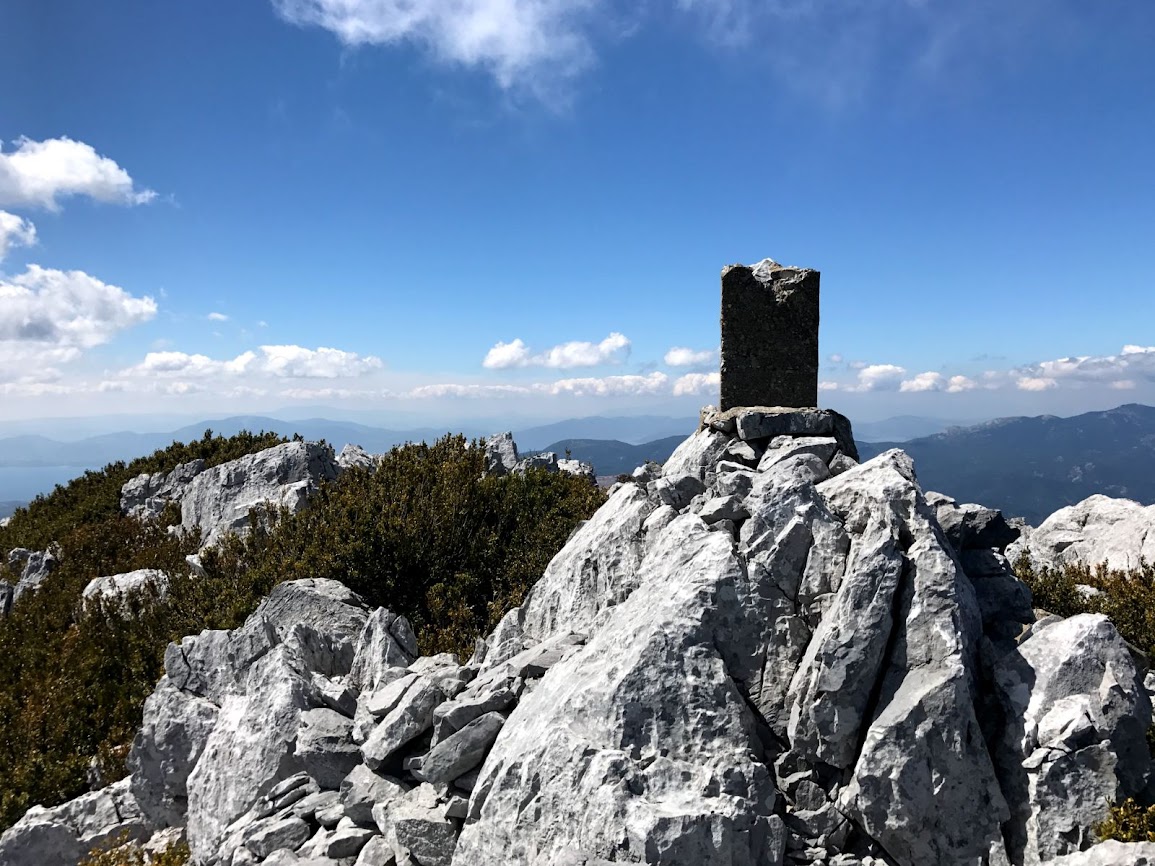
<box><xmin>0</xmin><ymin>466</ymin><xmax>97</xmax><ymax>503</ymax></box>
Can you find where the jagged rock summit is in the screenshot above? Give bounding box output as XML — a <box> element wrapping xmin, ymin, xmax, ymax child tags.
<box><xmin>2</xmin><ymin>407</ymin><xmax>1153</xmax><ymax>866</ymax></box>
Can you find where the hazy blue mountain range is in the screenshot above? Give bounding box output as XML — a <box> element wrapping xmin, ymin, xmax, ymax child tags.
<box><xmin>11</xmin><ymin>407</ymin><xmax>1151</xmax><ymax>525</ymax></box>
<box><xmin>532</xmin><ymin>437</ymin><xmax>687</xmax><ymax>476</ymax></box>
<box><xmin>513</xmin><ymin>416</ymin><xmax>697</xmax><ymax>450</ymax></box>
<box><xmin>852</xmin><ymin>415</ymin><xmax>973</xmax><ymax>443</ymax></box>
<box><xmin>857</xmin><ymin>403</ymin><xmax>1155</xmax><ymax>524</ymax></box>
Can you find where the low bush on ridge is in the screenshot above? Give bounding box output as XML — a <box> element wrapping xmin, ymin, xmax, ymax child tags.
<box><xmin>79</xmin><ymin>832</ymin><xmax>190</xmax><ymax>866</ymax></box>
<box><xmin>1012</xmin><ymin>554</ymin><xmax>1155</xmax><ymax>659</ymax></box>
<box><xmin>0</xmin><ymin>431</ymin><xmax>603</xmax><ymax>833</ymax></box>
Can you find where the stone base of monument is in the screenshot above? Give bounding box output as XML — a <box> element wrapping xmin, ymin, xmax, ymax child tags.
<box><xmin>699</xmin><ymin>405</ymin><xmax>858</xmax><ymax>462</ymax></box>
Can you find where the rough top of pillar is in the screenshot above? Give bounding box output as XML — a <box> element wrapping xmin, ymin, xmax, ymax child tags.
<box><xmin>722</xmin><ymin>258</ymin><xmax>816</xmax><ymax>297</ymax></box>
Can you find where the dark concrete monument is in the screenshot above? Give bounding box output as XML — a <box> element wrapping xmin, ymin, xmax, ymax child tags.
<box><xmin>720</xmin><ymin>258</ymin><xmax>819</xmax><ymax>410</ymax></box>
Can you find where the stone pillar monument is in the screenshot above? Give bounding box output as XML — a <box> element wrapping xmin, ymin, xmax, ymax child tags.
<box><xmin>720</xmin><ymin>258</ymin><xmax>819</xmax><ymax>410</ymax></box>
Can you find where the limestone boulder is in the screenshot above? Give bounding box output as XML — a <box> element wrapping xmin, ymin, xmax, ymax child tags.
<box><xmin>512</xmin><ymin>483</ymin><xmax>656</xmax><ymax>648</ymax></box>
<box><xmin>340</xmin><ymin>764</ymin><xmax>407</xmax><ymax>827</ymax></box>
<box><xmin>557</xmin><ymin>458</ymin><xmax>596</xmax><ymax>482</ymax></box>
<box><xmin>374</xmin><ymin>785</ymin><xmax>461</xmax><ymax>866</ymax></box>
<box><xmin>348</xmin><ymin>608</ymin><xmax>418</xmax><ymax>694</ymax></box>
<box><xmin>993</xmin><ymin>613</ymin><xmax>1152</xmax><ymax>864</ymax></box>
<box><xmin>482</xmin><ymin>432</ymin><xmax>519</xmax><ymax>476</ymax></box>
<box><xmin>294</xmin><ymin>708</ymin><xmax>361</xmax><ymax>790</ymax></box>
<box><xmin>360</xmin><ymin>675</ymin><xmax>445</xmax><ymax>771</ymax></box>
<box><xmin>927</xmin><ymin>492</ymin><xmax>1020</xmax><ymax>552</ymax></box>
<box><xmin>180</xmin><ymin>441</ymin><xmax>340</xmax><ymax>548</ymax></box>
<box><xmin>128</xmin><ymin>678</ymin><xmax>221</xmax><ymax>827</ymax></box>
<box><xmin>6</xmin><ymin>545</ymin><xmax>58</xmax><ymax>603</ymax></box>
<box><xmin>453</xmin><ymin>515</ymin><xmax>786</xmax><ymax>866</ymax></box>
<box><xmin>82</xmin><ymin>568</ymin><xmax>169</xmax><ymax>607</ymax></box>
<box><xmin>337</xmin><ymin>444</ymin><xmax>377</xmax><ymax>471</ymax></box>
<box><xmin>120</xmin><ymin>459</ymin><xmax>206</xmax><ymax>520</ymax></box>
<box><xmin>1048</xmin><ymin>842</ymin><xmax>1155</xmax><ymax>865</ymax></box>
<box><xmin>515</xmin><ymin>452</ymin><xmax>559</xmax><ymax>474</ymax></box>
<box><xmin>1008</xmin><ymin>494</ymin><xmax>1155</xmax><ymax>571</ymax></box>
<box><xmin>0</xmin><ymin>779</ymin><xmax>150</xmax><ymax>866</ymax></box>
<box><xmin>185</xmin><ymin>645</ymin><xmax>314</xmax><ymax>857</ymax></box>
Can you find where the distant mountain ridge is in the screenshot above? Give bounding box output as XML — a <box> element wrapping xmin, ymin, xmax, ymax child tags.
<box><xmin>531</xmin><ymin>436</ymin><xmax>686</xmax><ymax>476</ymax></box>
<box><xmin>857</xmin><ymin>403</ymin><xmax>1155</xmax><ymax>524</ymax></box>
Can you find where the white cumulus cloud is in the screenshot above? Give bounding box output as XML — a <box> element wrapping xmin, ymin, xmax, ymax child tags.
<box><xmin>899</xmin><ymin>372</ymin><xmax>978</xmax><ymax>393</ymax></box>
<box><xmin>271</xmin><ymin>0</ymin><xmax>596</xmax><ymax>92</ymax></box>
<box><xmin>545</xmin><ymin>371</ymin><xmax>666</xmax><ymax>397</ymax></box>
<box><xmin>408</xmin><ymin>372</ymin><xmax>668</xmax><ymax>399</ymax></box>
<box><xmin>482</xmin><ymin>338</ymin><xmax>531</xmax><ymax>370</ymax></box>
<box><xmin>0</xmin><ymin>265</ymin><xmax>157</xmax><ymax>349</ymax></box>
<box><xmin>123</xmin><ymin>346</ymin><xmax>383</xmax><ymax>380</ymax></box>
<box><xmin>0</xmin><ymin>137</ymin><xmax>156</xmax><ymax>211</ymax></box>
<box><xmin>850</xmin><ymin>363</ymin><xmax>906</xmax><ymax>392</ymax></box>
<box><xmin>1017</xmin><ymin>376</ymin><xmax>1058</xmax><ymax>392</ymax></box>
<box><xmin>1011</xmin><ymin>345</ymin><xmax>1155</xmax><ymax>391</ymax></box>
<box><xmin>0</xmin><ymin>210</ymin><xmax>36</xmax><ymax>261</ymax></box>
<box><xmin>409</xmin><ymin>383</ymin><xmax>532</xmax><ymax>399</ymax></box>
<box><xmin>672</xmin><ymin>371</ymin><xmax>720</xmax><ymax>396</ymax></box>
<box><xmin>207</xmin><ymin>312</ymin><xmax>229</xmax><ymax>322</ymax></box>
<box><xmin>482</xmin><ymin>332</ymin><xmax>630</xmax><ymax>369</ymax></box>
<box><xmin>664</xmin><ymin>346</ymin><xmax>716</xmax><ymax>367</ymax></box>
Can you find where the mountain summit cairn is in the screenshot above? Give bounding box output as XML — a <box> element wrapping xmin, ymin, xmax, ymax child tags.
<box><xmin>720</xmin><ymin>257</ymin><xmax>819</xmax><ymax>410</ymax></box>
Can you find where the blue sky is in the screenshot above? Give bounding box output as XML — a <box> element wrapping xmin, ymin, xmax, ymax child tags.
<box><xmin>2</xmin><ymin>0</ymin><xmax>1154</xmax><ymax>427</ymax></box>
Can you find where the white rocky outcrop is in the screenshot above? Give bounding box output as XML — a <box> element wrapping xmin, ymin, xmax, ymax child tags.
<box><xmin>121</xmin><ymin>459</ymin><xmax>207</xmax><ymax>520</ymax></box>
<box><xmin>114</xmin><ymin>441</ymin><xmax>341</xmax><ymax>551</ymax></box>
<box><xmin>6</xmin><ymin>545</ymin><xmax>58</xmax><ymax>598</ymax></box>
<box><xmin>4</xmin><ymin>407</ymin><xmax>1154</xmax><ymax>866</ymax></box>
<box><xmin>180</xmin><ymin>442</ymin><xmax>340</xmax><ymax>548</ymax></box>
<box><xmin>1008</xmin><ymin>494</ymin><xmax>1155</xmax><ymax>571</ymax></box>
<box><xmin>0</xmin><ymin>778</ymin><xmax>151</xmax><ymax>865</ymax></box>
<box><xmin>82</xmin><ymin>568</ymin><xmax>170</xmax><ymax>606</ymax></box>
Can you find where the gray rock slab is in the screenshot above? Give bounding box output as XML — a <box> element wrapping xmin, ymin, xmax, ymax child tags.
<box><xmin>431</xmin><ymin>685</ymin><xmax>516</xmax><ymax>745</ymax></box>
<box><xmin>129</xmin><ymin>676</ymin><xmax>221</xmax><ymax>827</ymax></box>
<box><xmin>82</xmin><ymin>568</ymin><xmax>169</xmax><ymax>607</ymax></box>
<box><xmin>420</xmin><ymin>711</ymin><xmax>505</xmax><ymax>786</ymax></box>
<box><xmin>340</xmin><ymin>764</ymin><xmax>407</xmax><ymax>827</ymax></box>
<box><xmin>757</xmin><ymin>436</ymin><xmax>839</xmax><ymax>473</ymax></box>
<box><xmin>349</xmin><ymin>608</ymin><xmax>418</xmax><ymax>694</ymax></box>
<box><xmin>1048</xmin><ymin>841</ymin><xmax>1155</xmax><ymax>865</ymax></box>
<box><xmin>513</xmin><ymin>483</ymin><xmax>656</xmax><ymax>647</ymax></box>
<box><xmin>185</xmin><ymin>646</ymin><xmax>313</xmax><ymax>859</ymax></box>
<box><xmin>295</xmin><ymin>707</ymin><xmax>361</xmax><ymax>790</ymax></box>
<box><xmin>374</xmin><ymin>785</ymin><xmax>459</xmax><ymax>866</ymax></box>
<box><xmin>361</xmin><ymin>676</ymin><xmax>445</xmax><ymax>770</ymax></box>
<box><xmin>121</xmin><ymin>458</ymin><xmax>206</xmax><ymax>520</ymax></box>
<box><xmin>1008</xmin><ymin>494</ymin><xmax>1155</xmax><ymax>571</ymax></box>
<box><xmin>993</xmin><ymin>613</ymin><xmax>1152</xmax><ymax>864</ymax></box>
<box><xmin>180</xmin><ymin>441</ymin><xmax>340</xmax><ymax>548</ymax></box>
<box><xmin>483</xmin><ymin>432</ymin><xmax>519</xmax><ymax>476</ymax></box>
<box><xmin>355</xmin><ymin>835</ymin><xmax>397</xmax><ymax>865</ymax></box>
<box><xmin>245</xmin><ymin>815</ymin><xmax>312</xmax><ymax>859</ymax></box>
<box><xmin>453</xmin><ymin>515</ymin><xmax>785</xmax><ymax>866</ymax></box>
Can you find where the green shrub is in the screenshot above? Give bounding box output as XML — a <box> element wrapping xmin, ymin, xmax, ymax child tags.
<box><xmin>79</xmin><ymin>831</ymin><xmax>190</xmax><ymax>866</ymax></box>
<box><xmin>1013</xmin><ymin>554</ymin><xmax>1155</xmax><ymax>659</ymax></box>
<box><xmin>1096</xmin><ymin>798</ymin><xmax>1155</xmax><ymax>843</ymax></box>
